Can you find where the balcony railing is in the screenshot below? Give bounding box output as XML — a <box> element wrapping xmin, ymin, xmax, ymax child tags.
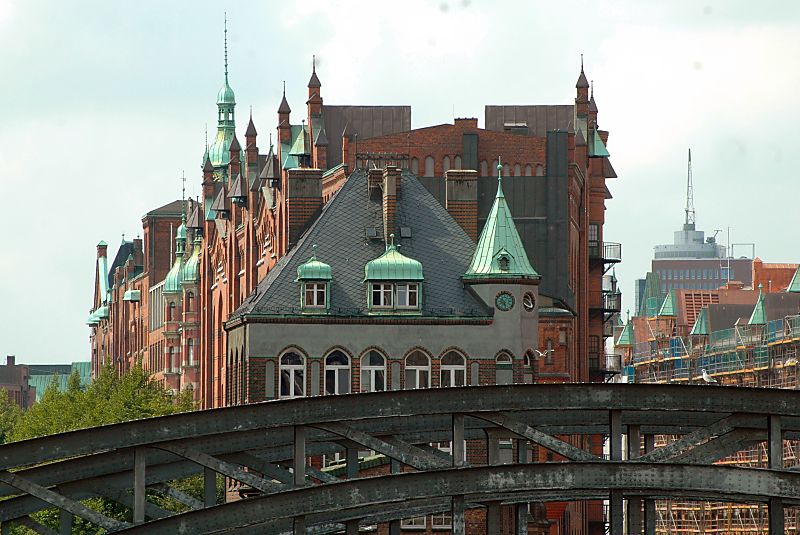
<box><xmin>589</xmin><ymin>291</ymin><xmax>621</xmax><ymax>313</ymax></box>
<box><xmin>589</xmin><ymin>241</ymin><xmax>622</xmax><ymax>263</ymax></box>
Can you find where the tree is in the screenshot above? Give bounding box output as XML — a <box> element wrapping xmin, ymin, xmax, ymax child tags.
<box><xmin>0</xmin><ymin>389</ymin><xmax>22</xmax><ymax>444</ymax></box>
<box><xmin>5</xmin><ymin>362</ymin><xmax>199</xmax><ymax>534</ymax></box>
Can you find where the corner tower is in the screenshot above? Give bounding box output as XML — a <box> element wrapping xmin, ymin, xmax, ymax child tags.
<box><xmin>208</xmin><ymin>15</ymin><xmax>237</xmax><ymax>176</ymax></box>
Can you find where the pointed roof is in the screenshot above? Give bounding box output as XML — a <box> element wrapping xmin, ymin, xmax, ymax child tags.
<box><xmin>603</xmin><ymin>158</ymin><xmax>617</xmax><ymax>178</ymax></box>
<box><xmin>227</xmin><ymin>174</ymin><xmax>246</xmax><ymax>200</ymax></box>
<box><xmin>182</xmin><ymin>235</ymin><xmax>202</xmax><ymax>283</ymax></box>
<box><xmin>787</xmin><ymin>266</ymin><xmax>800</xmax><ymax>293</ymax></box>
<box><xmin>229</xmin><ymin>134</ymin><xmax>241</xmax><ymax>152</ymax></box>
<box><xmin>616</xmin><ymin>318</ymin><xmax>634</xmax><ymax>347</ymax></box>
<box><xmin>658</xmin><ymin>290</ymin><xmax>676</xmax><ymax>317</ymax></box>
<box><xmin>314</xmin><ymin>126</ymin><xmax>329</xmax><ymax>147</ymax></box>
<box><xmin>211</xmin><ymin>186</ymin><xmax>229</xmax><ymax>213</ymax></box>
<box><xmin>575</xmin><ymin>129</ymin><xmax>586</xmax><ymax>147</ymax></box>
<box><xmin>278</xmin><ymin>84</ymin><xmax>291</xmax><ymax>114</ymax></box>
<box><xmin>576</xmin><ymin>67</ymin><xmax>589</xmax><ymax>89</ymax></box>
<box><xmin>690</xmin><ymin>307</ymin><xmax>709</xmax><ymax>336</ymax></box>
<box><xmin>588</xmin><ymin>129</ymin><xmax>610</xmax><ymax>157</ymax></box>
<box><xmin>203</xmin><ymin>153</ymin><xmax>213</xmax><ymax>173</ymax></box>
<box><xmin>589</xmin><ymin>94</ymin><xmax>598</xmax><ymax>113</ymax></box>
<box><xmin>748</xmin><ymin>285</ymin><xmax>767</xmax><ymax>325</ymax></box>
<box><xmin>245</xmin><ymin>114</ymin><xmax>257</xmax><ymax>137</ymax></box>
<box><xmin>289</xmin><ymin>125</ymin><xmax>309</xmax><ymax>156</ymax></box>
<box><xmin>640</xmin><ymin>272</ymin><xmax>664</xmax><ymax>317</ymax></box>
<box><xmin>259</xmin><ymin>149</ymin><xmax>277</xmax><ymax>179</ymax></box>
<box><xmin>463</xmin><ymin>162</ymin><xmax>539</xmax><ymax>280</ymax></box>
<box><xmin>308</xmin><ymin>56</ymin><xmax>321</xmax><ymax>88</ymax></box>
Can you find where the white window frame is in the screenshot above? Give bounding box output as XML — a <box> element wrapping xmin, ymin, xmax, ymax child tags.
<box><xmin>324</xmin><ymin>351</ymin><xmax>351</xmax><ymax>395</ymax></box>
<box><xmin>440</xmin><ymin>351</ymin><xmax>466</xmax><ymax>387</ymax></box>
<box><xmin>396</xmin><ymin>283</ymin><xmax>420</xmax><ymax>309</ymax></box>
<box><xmin>371</xmin><ymin>283</ymin><xmax>393</xmax><ymax>308</ymax></box>
<box><xmin>360</xmin><ymin>351</ymin><xmax>386</xmax><ymax>392</ymax></box>
<box><xmin>401</xmin><ymin>516</ymin><xmax>426</xmax><ymax>530</ymax></box>
<box><xmin>431</xmin><ymin>511</ymin><xmax>453</xmax><ymax>529</ymax></box>
<box><xmin>405</xmin><ymin>351</ymin><xmax>431</xmax><ymax>389</ymax></box>
<box><xmin>304</xmin><ymin>282</ymin><xmax>327</xmax><ymax>308</ymax></box>
<box><xmin>279</xmin><ymin>352</ymin><xmax>306</xmax><ymax>399</ymax></box>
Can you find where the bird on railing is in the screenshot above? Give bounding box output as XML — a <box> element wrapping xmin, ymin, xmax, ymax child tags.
<box><xmin>701</xmin><ymin>369</ymin><xmax>718</xmax><ymax>384</ymax></box>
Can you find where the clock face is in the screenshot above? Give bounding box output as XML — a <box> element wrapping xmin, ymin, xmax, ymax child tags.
<box><xmin>495</xmin><ymin>292</ymin><xmax>514</xmax><ymax>311</ymax></box>
<box><xmin>523</xmin><ymin>292</ymin><xmax>536</xmax><ymax>312</ymax></box>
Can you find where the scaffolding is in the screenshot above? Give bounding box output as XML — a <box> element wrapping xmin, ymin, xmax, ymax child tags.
<box><xmin>628</xmin><ymin>313</ymin><xmax>800</xmax><ymax>534</ymax></box>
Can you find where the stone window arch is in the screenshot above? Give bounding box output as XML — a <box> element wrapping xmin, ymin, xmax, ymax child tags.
<box><xmin>324</xmin><ymin>349</ymin><xmax>351</xmax><ymax>395</ymax></box>
<box><xmin>496</xmin><ymin>351</ymin><xmax>513</xmax><ymax>385</ymax></box>
<box><xmin>279</xmin><ymin>351</ymin><xmax>306</xmax><ymax>399</ymax></box>
<box><xmin>440</xmin><ymin>350</ymin><xmax>467</xmax><ymax>387</ymax></box>
<box><xmin>405</xmin><ymin>350</ymin><xmax>431</xmax><ymax>389</ymax></box>
<box><xmin>360</xmin><ymin>349</ymin><xmax>386</xmax><ymax>392</ymax></box>
<box><xmin>424</xmin><ymin>156</ymin><xmax>435</xmax><ymax>177</ymax></box>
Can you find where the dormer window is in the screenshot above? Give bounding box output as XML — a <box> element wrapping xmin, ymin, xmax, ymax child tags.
<box><xmin>304</xmin><ymin>282</ymin><xmax>327</xmax><ymax>308</ymax></box>
<box><xmin>498</xmin><ymin>255</ymin><xmax>510</xmax><ymax>271</ymax></box>
<box><xmin>371</xmin><ymin>283</ymin><xmax>393</xmax><ymax>308</ymax></box>
<box><xmin>396</xmin><ymin>283</ymin><xmax>419</xmax><ymax>308</ymax></box>
<box><xmin>364</xmin><ymin>236</ymin><xmax>424</xmax><ymax>313</ymax></box>
<box><xmin>296</xmin><ymin>245</ymin><xmax>332</xmax><ymax>313</ymax></box>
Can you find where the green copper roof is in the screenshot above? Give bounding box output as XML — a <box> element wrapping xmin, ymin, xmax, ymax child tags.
<box><xmin>658</xmin><ymin>290</ymin><xmax>677</xmax><ymax>317</ymax></box>
<box><xmin>364</xmin><ymin>240</ymin><xmax>424</xmax><ymax>281</ymax></box>
<box><xmin>86</xmin><ymin>311</ymin><xmax>100</xmax><ymax>326</ymax></box>
<box><xmin>217</xmin><ymin>82</ymin><xmax>235</xmax><ymax>104</ymax></box>
<box><xmin>463</xmin><ymin>163</ymin><xmax>539</xmax><ymax>280</ymax></box>
<box><xmin>616</xmin><ymin>319</ymin><xmax>634</xmax><ymax>347</ymax></box>
<box><xmin>588</xmin><ymin>129</ymin><xmax>610</xmax><ymax>158</ymax></box>
<box><xmin>787</xmin><ymin>266</ymin><xmax>800</xmax><ymax>293</ymax></box>
<box><xmin>640</xmin><ymin>272</ymin><xmax>664</xmax><ymax>317</ymax></box>
<box><xmin>296</xmin><ymin>247</ymin><xmax>332</xmax><ymax>281</ymax></box>
<box><xmin>690</xmin><ymin>307</ymin><xmax>709</xmax><ymax>336</ymax></box>
<box><xmin>163</xmin><ymin>223</ymin><xmax>186</xmax><ymax>294</ymax></box>
<box><xmin>122</xmin><ymin>289</ymin><xmax>141</xmax><ymax>302</ymax></box>
<box><xmin>289</xmin><ymin>124</ymin><xmax>310</xmax><ymax>156</ymax></box>
<box><xmin>748</xmin><ymin>285</ymin><xmax>767</xmax><ymax>325</ymax></box>
<box><xmin>95</xmin><ymin>305</ymin><xmax>109</xmax><ymax>319</ymax></box>
<box><xmin>182</xmin><ymin>236</ymin><xmax>202</xmax><ymax>283</ymax></box>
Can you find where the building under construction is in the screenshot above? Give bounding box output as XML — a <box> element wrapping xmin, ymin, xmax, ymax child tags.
<box><xmin>616</xmin><ymin>264</ymin><xmax>800</xmax><ymax>534</ymax></box>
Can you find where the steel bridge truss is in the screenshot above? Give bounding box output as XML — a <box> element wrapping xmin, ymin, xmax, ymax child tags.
<box><xmin>1</xmin><ymin>384</ymin><xmax>799</xmax><ymax>535</ymax></box>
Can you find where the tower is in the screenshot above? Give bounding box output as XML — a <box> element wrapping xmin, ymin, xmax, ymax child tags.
<box><xmin>684</xmin><ymin>148</ymin><xmax>695</xmax><ymax>231</ymax></box>
<box><xmin>208</xmin><ymin>14</ymin><xmax>237</xmax><ymax>175</ymax></box>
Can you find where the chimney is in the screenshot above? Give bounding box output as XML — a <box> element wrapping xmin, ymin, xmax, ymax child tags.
<box><xmin>341</xmin><ymin>126</ymin><xmax>350</xmax><ymax>170</ymax></box>
<box><xmin>6</xmin><ymin>355</ymin><xmax>15</xmax><ymax>366</ymax></box>
<box><xmin>97</xmin><ymin>241</ymin><xmax>108</xmax><ymax>259</ymax></box>
<box><xmin>133</xmin><ymin>238</ymin><xmax>144</xmax><ymax>266</ymax></box>
<box><xmin>454</xmin><ymin>118</ymin><xmax>478</xmax><ymax>129</ymax></box>
<box><xmin>382</xmin><ymin>166</ymin><xmax>401</xmax><ymax>242</ymax></box>
<box><xmin>245</xmin><ymin>115</ymin><xmax>258</xmax><ymax>167</ymax></box>
<box><xmin>445</xmin><ymin>169</ymin><xmax>478</xmax><ymax>241</ymax></box>
<box><xmin>228</xmin><ymin>135</ymin><xmax>241</xmax><ymax>179</ymax></box>
<box><xmin>368</xmin><ymin>168</ymin><xmax>383</xmax><ymax>194</ymax></box>
<box><xmin>286</xmin><ymin>167</ymin><xmax>323</xmax><ymax>247</ymax></box>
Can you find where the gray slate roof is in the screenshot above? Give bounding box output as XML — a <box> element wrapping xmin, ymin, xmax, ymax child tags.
<box><xmin>232</xmin><ymin>169</ymin><xmax>490</xmax><ymax>319</ymax></box>
<box><xmin>484</xmin><ymin>105</ymin><xmax>574</xmax><ymax>137</ymax></box>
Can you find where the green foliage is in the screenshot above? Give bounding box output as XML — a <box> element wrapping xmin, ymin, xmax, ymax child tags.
<box><xmin>4</xmin><ymin>362</ymin><xmax>197</xmax><ymax>534</ymax></box>
<box><xmin>0</xmin><ymin>389</ymin><xmax>22</xmax><ymax>444</ymax></box>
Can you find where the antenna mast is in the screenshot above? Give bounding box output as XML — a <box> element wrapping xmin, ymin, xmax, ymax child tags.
<box><xmin>684</xmin><ymin>148</ymin><xmax>695</xmax><ymax>230</ymax></box>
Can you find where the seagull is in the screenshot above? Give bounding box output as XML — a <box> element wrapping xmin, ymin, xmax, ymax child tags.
<box><xmin>534</xmin><ymin>349</ymin><xmax>555</xmax><ymax>359</ymax></box>
<box><xmin>701</xmin><ymin>369</ymin><xmax>718</xmax><ymax>384</ymax></box>
<box><xmin>785</xmin><ymin>358</ymin><xmax>798</xmax><ymax>366</ymax></box>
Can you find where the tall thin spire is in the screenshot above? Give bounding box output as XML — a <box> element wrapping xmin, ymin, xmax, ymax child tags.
<box><xmin>181</xmin><ymin>170</ymin><xmax>187</xmax><ymax>223</ymax></box>
<box><xmin>224</xmin><ymin>12</ymin><xmax>229</xmax><ymax>84</ymax></box>
<box><xmin>684</xmin><ymin>148</ymin><xmax>695</xmax><ymax>230</ymax></box>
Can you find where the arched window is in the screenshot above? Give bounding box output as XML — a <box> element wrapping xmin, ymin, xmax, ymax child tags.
<box><xmin>325</xmin><ymin>350</ymin><xmax>351</xmax><ymax>395</ymax></box>
<box><xmin>187</xmin><ymin>339</ymin><xmax>194</xmax><ymax>366</ymax></box>
<box><xmin>535</xmin><ymin>164</ymin><xmax>544</xmax><ymax>176</ymax></box>
<box><xmin>514</xmin><ymin>164</ymin><xmax>521</xmax><ymax>177</ymax></box>
<box><xmin>405</xmin><ymin>350</ymin><xmax>431</xmax><ymax>389</ymax></box>
<box><xmin>454</xmin><ymin>155</ymin><xmax>462</xmax><ymax>170</ymax></box>
<box><xmin>167</xmin><ymin>302</ymin><xmax>176</xmax><ymax>321</ymax></box>
<box><xmin>443</xmin><ymin>156</ymin><xmax>450</xmax><ymax>173</ymax></box>
<box><xmin>424</xmin><ymin>156</ymin><xmax>435</xmax><ymax>177</ymax></box>
<box><xmin>502</xmin><ymin>163</ymin><xmax>510</xmax><ymax>177</ymax></box>
<box><xmin>168</xmin><ymin>346</ymin><xmax>177</xmax><ymax>373</ymax></box>
<box><xmin>480</xmin><ymin>160</ymin><xmax>488</xmax><ymax>176</ymax></box>
<box><xmin>524</xmin><ymin>164</ymin><xmax>532</xmax><ymax>176</ymax></box>
<box><xmin>496</xmin><ymin>352</ymin><xmax>513</xmax><ymax>385</ymax></box>
<box><xmin>411</xmin><ymin>157</ymin><xmax>419</xmax><ymax>175</ymax></box>
<box><xmin>440</xmin><ymin>351</ymin><xmax>466</xmax><ymax>387</ymax></box>
<box><xmin>361</xmin><ymin>350</ymin><xmax>386</xmax><ymax>392</ymax></box>
<box><xmin>186</xmin><ymin>292</ymin><xmax>194</xmax><ymax>312</ymax></box>
<box><xmin>491</xmin><ymin>160</ymin><xmax>499</xmax><ymax>175</ymax></box>
<box><xmin>523</xmin><ymin>351</ymin><xmax>534</xmax><ymax>384</ymax></box>
<box><xmin>279</xmin><ymin>351</ymin><xmax>305</xmax><ymax>399</ymax></box>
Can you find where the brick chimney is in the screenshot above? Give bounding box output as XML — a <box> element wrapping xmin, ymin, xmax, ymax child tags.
<box><xmin>286</xmin><ymin>168</ymin><xmax>323</xmax><ymax>247</ymax></box>
<box><xmin>341</xmin><ymin>126</ymin><xmax>350</xmax><ymax>170</ymax></box>
<box><xmin>445</xmin><ymin>169</ymin><xmax>478</xmax><ymax>241</ymax></box>
<box><xmin>454</xmin><ymin>117</ymin><xmax>478</xmax><ymax>129</ymax></box>
<box><xmin>368</xmin><ymin>168</ymin><xmax>383</xmax><ymax>195</ymax></box>
<box><xmin>6</xmin><ymin>355</ymin><xmax>15</xmax><ymax>366</ymax></box>
<box><xmin>97</xmin><ymin>241</ymin><xmax>108</xmax><ymax>259</ymax></box>
<box><xmin>382</xmin><ymin>166</ymin><xmax>401</xmax><ymax>242</ymax></box>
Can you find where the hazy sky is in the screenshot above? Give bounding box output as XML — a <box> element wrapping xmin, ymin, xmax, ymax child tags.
<box><xmin>2</xmin><ymin>0</ymin><xmax>799</xmax><ymax>364</ymax></box>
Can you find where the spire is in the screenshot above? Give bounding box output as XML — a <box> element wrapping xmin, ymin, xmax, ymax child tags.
<box><xmin>788</xmin><ymin>265</ymin><xmax>800</xmax><ymax>293</ymax></box>
<box><xmin>229</xmin><ymin>133</ymin><xmax>241</xmax><ymax>152</ymax></box>
<box><xmin>657</xmin><ymin>290</ymin><xmax>676</xmax><ymax>317</ymax></box>
<box><xmin>576</xmin><ymin>54</ymin><xmax>589</xmax><ymax>88</ymax></box>
<box><xmin>463</xmin><ymin>158</ymin><xmax>539</xmax><ymax>280</ymax></box>
<box><xmin>209</xmin><ymin>14</ymin><xmax>236</xmax><ymax>168</ymax></box>
<box><xmin>588</xmin><ymin>80</ymin><xmax>598</xmax><ymax>112</ymax></box>
<box><xmin>224</xmin><ymin>12</ymin><xmax>229</xmax><ymax>85</ymax></box>
<box><xmin>748</xmin><ymin>284</ymin><xmax>767</xmax><ymax>325</ymax></box>
<box><xmin>684</xmin><ymin>148</ymin><xmax>696</xmax><ymax>230</ymax></box>
<box><xmin>308</xmin><ymin>54</ymin><xmax>321</xmax><ymax>88</ymax></box>
<box><xmin>246</xmin><ymin>110</ymin><xmax>257</xmax><ymax>137</ymax></box>
<box><xmin>616</xmin><ymin>310</ymin><xmax>634</xmax><ymax>346</ymax></box>
<box><xmin>278</xmin><ymin>81</ymin><xmax>291</xmax><ymax>114</ymax></box>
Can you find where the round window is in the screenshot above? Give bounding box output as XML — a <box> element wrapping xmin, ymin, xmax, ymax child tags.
<box><xmin>523</xmin><ymin>292</ymin><xmax>536</xmax><ymax>312</ymax></box>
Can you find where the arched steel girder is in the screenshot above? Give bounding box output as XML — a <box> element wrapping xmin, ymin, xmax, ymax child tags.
<box><xmin>115</xmin><ymin>463</ymin><xmax>800</xmax><ymax>534</ymax></box>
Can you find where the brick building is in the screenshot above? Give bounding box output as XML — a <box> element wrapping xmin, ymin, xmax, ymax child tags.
<box><xmin>0</xmin><ymin>356</ymin><xmax>35</xmax><ymax>410</ymax></box>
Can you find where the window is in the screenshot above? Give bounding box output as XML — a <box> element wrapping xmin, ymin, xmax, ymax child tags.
<box><xmin>440</xmin><ymin>351</ymin><xmax>466</xmax><ymax>387</ymax></box>
<box><xmin>167</xmin><ymin>346</ymin><xmax>177</xmax><ymax>372</ymax></box>
<box><xmin>524</xmin><ymin>164</ymin><xmax>532</xmax><ymax>176</ymax></box>
<box><xmin>431</xmin><ymin>512</ymin><xmax>453</xmax><ymax>529</ymax></box>
<box><xmin>401</xmin><ymin>517</ymin><xmax>426</xmax><ymax>529</ymax></box>
<box><xmin>454</xmin><ymin>155</ymin><xmax>462</xmax><ymax>169</ymax></box>
<box><xmin>186</xmin><ymin>292</ymin><xmax>194</xmax><ymax>312</ymax></box>
<box><xmin>523</xmin><ymin>352</ymin><xmax>534</xmax><ymax>384</ymax></box>
<box><xmin>405</xmin><ymin>351</ymin><xmax>431</xmax><ymax>389</ymax></box>
<box><xmin>424</xmin><ymin>156</ymin><xmax>434</xmax><ymax>177</ymax></box>
<box><xmin>443</xmin><ymin>156</ymin><xmax>450</xmax><ymax>172</ymax></box>
<box><xmin>480</xmin><ymin>160</ymin><xmax>488</xmax><ymax>176</ymax></box>
<box><xmin>498</xmin><ymin>255</ymin><xmax>510</xmax><ymax>271</ymax></box>
<box><xmin>168</xmin><ymin>302</ymin><xmax>176</xmax><ymax>321</ymax></box>
<box><xmin>535</xmin><ymin>164</ymin><xmax>544</xmax><ymax>176</ymax></box>
<box><xmin>588</xmin><ymin>223</ymin><xmax>600</xmax><ymax>243</ymax></box>
<box><xmin>502</xmin><ymin>163</ymin><xmax>510</xmax><ymax>176</ymax></box>
<box><xmin>514</xmin><ymin>163</ymin><xmax>521</xmax><ymax>176</ymax></box>
<box><xmin>546</xmin><ymin>339</ymin><xmax>554</xmax><ymax>364</ymax></box>
<box><xmin>411</xmin><ymin>157</ymin><xmax>419</xmax><ymax>175</ymax></box>
<box><xmin>325</xmin><ymin>350</ymin><xmax>350</xmax><ymax>395</ymax></box>
<box><xmin>187</xmin><ymin>339</ymin><xmax>194</xmax><ymax>365</ymax></box>
<box><xmin>279</xmin><ymin>352</ymin><xmax>305</xmax><ymax>399</ymax></box>
<box><xmin>496</xmin><ymin>352</ymin><xmax>513</xmax><ymax>385</ymax></box>
<box><xmin>360</xmin><ymin>351</ymin><xmax>386</xmax><ymax>392</ymax></box>
<box><xmin>371</xmin><ymin>283</ymin><xmax>393</xmax><ymax>308</ymax></box>
<box><xmin>304</xmin><ymin>282</ymin><xmax>327</xmax><ymax>308</ymax></box>
<box><xmin>396</xmin><ymin>283</ymin><xmax>419</xmax><ymax>308</ymax></box>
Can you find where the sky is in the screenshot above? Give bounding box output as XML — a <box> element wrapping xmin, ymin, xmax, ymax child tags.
<box><xmin>1</xmin><ymin>0</ymin><xmax>799</xmax><ymax>364</ymax></box>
